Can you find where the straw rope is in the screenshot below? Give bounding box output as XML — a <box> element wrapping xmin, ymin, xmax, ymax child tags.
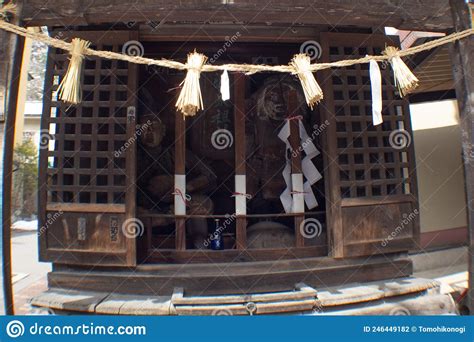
<box><xmin>0</xmin><ymin>17</ymin><xmax>472</xmax><ymax>75</ymax></box>
<box><xmin>0</xmin><ymin>4</ymin><xmax>473</xmax><ymax>109</ymax></box>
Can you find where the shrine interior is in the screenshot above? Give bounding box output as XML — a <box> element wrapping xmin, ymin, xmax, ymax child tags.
<box><xmin>135</xmin><ymin>42</ymin><xmax>327</xmax><ymax>259</ymax></box>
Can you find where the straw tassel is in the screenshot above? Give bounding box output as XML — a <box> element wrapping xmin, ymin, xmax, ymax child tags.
<box><xmin>290</xmin><ymin>53</ymin><xmax>323</xmax><ymax>109</ymax></box>
<box><xmin>383</xmin><ymin>46</ymin><xmax>418</xmax><ymax>97</ymax></box>
<box><xmin>57</xmin><ymin>38</ymin><xmax>90</xmax><ymax>104</ymax></box>
<box><xmin>0</xmin><ymin>3</ymin><xmax>17</xmax><ymax>20</ymax></box>
<box><xmin>176</xmin><ymin>51</ymin><xmax>208</xmax><ymax>116</ymax></box>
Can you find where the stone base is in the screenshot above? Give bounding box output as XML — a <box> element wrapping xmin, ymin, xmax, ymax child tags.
<box><xmin>30</xmin><ymin>277</ymin><xmax>457</xmax><ymax>315</ymax></box>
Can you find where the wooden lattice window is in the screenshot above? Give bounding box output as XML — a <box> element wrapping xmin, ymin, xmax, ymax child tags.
<box><xmin>330</xmin><ymin>48</ymin><xmax>412</xmax><ymax>199</ymax></box>
<box><xmin>47</xmin><ymin>47</ymin><xmax>130</xmax><ymax>205</ymax></box>
<box><xmin>320</xmin><ymin>32</ymin><xmax>419</xmax><ymax>258</ymax></box>
<box><xmin>38</xmin><ymin>31</ymin><xmax>138</xmax><ymax>266</ymax></box>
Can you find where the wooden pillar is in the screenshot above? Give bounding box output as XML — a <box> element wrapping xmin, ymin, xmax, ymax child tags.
<box><xmin>233</xmin><ymin>73</ymin><xmax>247</xmax><ymax>249</ymax></box>
<box><xmin>124</xmin><ymin>31</ymin><xmax>138</xmax><ymax>266</ymax></box>
<box><xmin>0</xmin><ymin>29</ymin><xmax>12</xmax><ymax>123</ymax></box>
<box><xmin>287</xmin><ymin>90</ymin><xmax>305</xmax><ymax>247</ymax></box>
<box><xmin>1</xmin><ymin>1</ymin><xmax>24</xmax><ymax>315</ymax></box>
<box><xmin>13</xmin><ymin>28</ymin><xmax>33</xmax><ymax>146</ymax></box>
<box><xmin>449</xmin><ymin>0</ymin><xmax>474</xmax><ymax>314</ymax></box>
<box><xmin>174</xmin><ymin>111</ymin><xmax>186</xmax><ymax>250</ymax></box>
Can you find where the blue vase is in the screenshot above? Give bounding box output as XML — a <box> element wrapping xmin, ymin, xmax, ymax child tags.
<box><xmin>210</xmin><ymin>219</ymin><xmax>224</xmax><ymax>250</ymax></box>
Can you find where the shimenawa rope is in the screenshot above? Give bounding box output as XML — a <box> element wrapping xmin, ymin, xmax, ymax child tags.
<box><xmin>0</xmin><ymin>4</ymin><xmax>472</xmax><ymax>112</ymax></box>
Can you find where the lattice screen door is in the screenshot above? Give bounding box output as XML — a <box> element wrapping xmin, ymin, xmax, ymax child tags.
<box><xmin>38</xmin><ymin>31</ymin><xmax>138</xmax><ymax>266</ymax></box>
<box><xmin>319</xmin><ymin>32</ymin><xmax>419</xmax><ymax>258</ymax></box>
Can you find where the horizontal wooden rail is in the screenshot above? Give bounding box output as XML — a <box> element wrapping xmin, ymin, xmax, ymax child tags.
<box><xmin>138</xmin><ymin>211</ymin><xmax>326</xmax><ymax>219</ymax></box>
<box><xmin>341</xmin><ymin>195</ymin><xmax>416</xmax><ymax>207</ymax></box>
<box><xmin>46</xmin><ymin>203</ymin><xmax>126</xmax><ymax>213</ymax></box>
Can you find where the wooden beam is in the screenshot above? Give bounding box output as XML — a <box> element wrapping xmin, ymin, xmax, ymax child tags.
<box><xmin>2</xmin><ymin>1</ymin><xmax>25</xmax><ymax>315</ymax></box>
<box><xmin>124</xmin><ymin>30</ymin><xmax>139</xmax><ymax>266</ymax></box>
<box><xmin>287</xmin><ymin>91</ymin><xmax>305</xmax><ymax>248</ymax></box>
<box><xmin>0</xmin><ymin>0</ymin><xmax>17</xmax><ymax>121</ymax></box>
<box><xmin>175</xmin><ymin>109</ymin><xmax>186</xmax><ymax>251</ymax></box>
<box><xmin>46</xmin><ymin>203</ymin><xmax>126</xmax><ymax>213</ymax></box>
<box><xmin>139</xmin><ymin>25</ymin><xmax>323</xmax><ymax>43</ymax></box>
<box><xmin>449</xmin><ymin>0</ymin><xmax>474</xmax><ymax>315</ymax></box>
<box><xmin>12</xmin><ymin>28</ymin><xmax>33</xmax><ymax>146</ymax></box>
<box><xmin>21</xmin><ymin>0</ymin><xmax>453</xmax><ymax>32</ymax></box>
<box><xmin>233</xmin><ymin>73</ymin><xmax>246</xmax><ymax>249</ymax></box>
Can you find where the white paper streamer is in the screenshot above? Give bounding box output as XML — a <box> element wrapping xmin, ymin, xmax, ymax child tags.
<box><xmin>220</xmin><ymin>69</ymin><xmax>230</xmax><ymax>101</ymax></box>
<box><xmin>282</xmin><ymin>163</ymin><xmax>291</xmax><ymax>189</ymax></box>
<box><xmin>279</xmin><ymin>187</ymin><xmax>292</xmax><ymax>214</ymax></box>
<box><xmin>291</xmin><ymin>173</ymin><xmax>305</xmax><ymax>213</ymax></box>
<box><xmin>303</xmin><ymin>181</ymin><xmax>318</xmax><ymax>209</ymax></box>
<box><xmin>278</xmin><ymin>120</ymin><xmax>322</xmax><ymax>213</ymax></box>
<box><xmin>234</xmin><ymin>175</ymin><xmax>247</xmax><ymax>215</ymax></box>
<box><xmin>299</xmin><ymin>121</ymin><xmax>320</xmax><ymax>158</ymax></box>
<box><xmin>277</xmin><ymin>118</ymin><xmax>290</xmax><ymax>142</ymax></box>
<box><xmin>174</xmin><ymin>174</ymin><xmax>186</xmax><ymax>215</ymax></box>
<box><xmin>369</xmin><ymin>59</ymin><xmax>383</xmax><ymax>126</ymax></box>
<box><xmin>302</xmin><ymin>156</ymin><xmax>323</xmax><ymax>184</ymax></box>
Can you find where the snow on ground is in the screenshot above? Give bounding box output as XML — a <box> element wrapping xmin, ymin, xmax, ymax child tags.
<box><xmin>12</xmin><ymin>220</ymin><xmax>38</xmax><ymax>231</ymax></box>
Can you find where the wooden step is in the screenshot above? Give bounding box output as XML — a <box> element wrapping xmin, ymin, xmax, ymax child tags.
<box><xmin>49</xmin><ymin>255</ymin><xmax>413</xmax><ymax>296</ymax></box>
<box><xmin>30</xmin><ymin>277</ymin><xmax>451</xmax><ymax>315</ymax></box>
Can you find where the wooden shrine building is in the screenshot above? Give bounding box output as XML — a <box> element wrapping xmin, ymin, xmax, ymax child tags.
<box><xmin>1</xmin><ymin>0</ymin><xmax>473</xmax><ymax>315</ymax></box>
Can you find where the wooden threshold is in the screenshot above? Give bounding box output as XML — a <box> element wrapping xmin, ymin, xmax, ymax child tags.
<box><xmin>48</xmin><ymin>254</ymin><xmax>413</xmax><ymax>296</ymax></box>
<box><xmin>146</xmin><ymin>246</ymin><xmax>328</xmax><ymax>263</ymax></box>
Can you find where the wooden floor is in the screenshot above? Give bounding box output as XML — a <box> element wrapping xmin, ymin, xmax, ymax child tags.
<box><xmin>49</xmin><ymin>254</ymin><xmax>412</xmax><ymax>296</ymax></box>
<box><xmin>144</xmin><ymin>245</ymin><xmax>328</xmax><ymax>263</ymax></box>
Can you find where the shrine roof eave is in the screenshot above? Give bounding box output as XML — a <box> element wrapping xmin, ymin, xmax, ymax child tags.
<box><xmin>22</xmin><ymin>0</ymin><xmax>453</xmax><ymax>33</ymax></box>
